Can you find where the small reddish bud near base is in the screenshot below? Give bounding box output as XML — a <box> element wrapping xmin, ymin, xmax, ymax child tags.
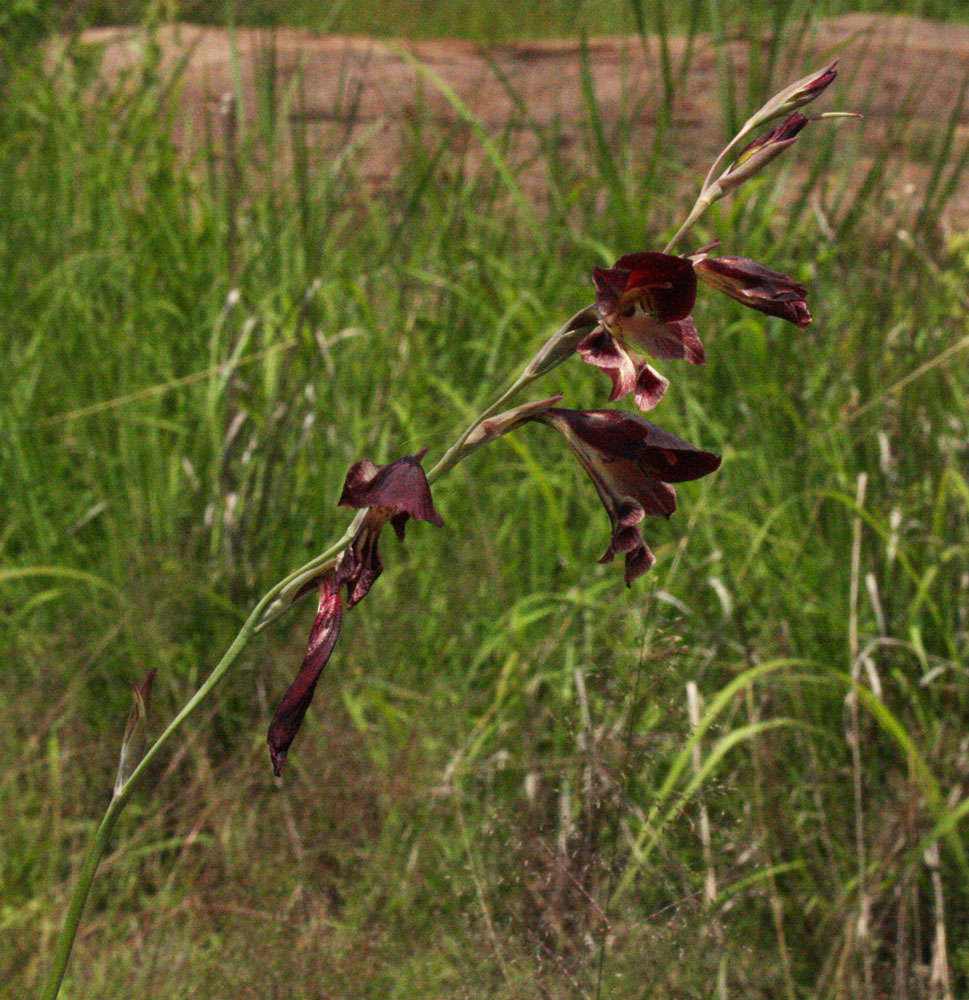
<box><xmin>114</xmin><ymin>668</ymin><xmax>158</xmax><ymax>796</ymax></box>
<box><xmin>693</xmin><ymin>255</ymin><xmax>812</xmax><ymax>328</ymax></box>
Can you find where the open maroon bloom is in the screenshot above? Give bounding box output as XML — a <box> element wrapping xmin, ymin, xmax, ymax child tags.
<box><xmin>693</xmin><ymin>254</ymin><xmax>811</xmax><ymax>328</ymax></box>
<box><xmin>536</xmin><ymin>408</ymin><xmax>721</xmax><ymax>585</ymax></box>
<box><xmin>584</xmin><ymin>252</ymin><xmax>703</xmax><ymax>411</ymax></box>
<box><xmin>267</xmin><ymin>450</ymin><xmax>443</xmax><ymax>774</ymax></box>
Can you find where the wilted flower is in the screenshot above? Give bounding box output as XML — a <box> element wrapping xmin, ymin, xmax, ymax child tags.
<box><xmin>535</xmin><ymin>408</ymin><xmax>721</xmax><ymax>585</ymax></box>
<box><xmin>267</xmin><ymin>575</ymin><xmax>343</xmax><ymax>776</ymax></box>
<box><xmin>337</xmin><ymin>448</ymin><xmax>444</xmax><ymax>606</ymax></box>
<box><xmin>693</xmin><ymin>254</ymin><xmax>811</xmax><ymax>328</ymax></box>
<box><xmin>267</xmin><ymin>450</ymin><xmax>443</xmax><ymax>774</ymax></box>
<box><xmin>583</xmin><ymin>252</ymin><xmax>704</xmax><ymax>411</ymax></box>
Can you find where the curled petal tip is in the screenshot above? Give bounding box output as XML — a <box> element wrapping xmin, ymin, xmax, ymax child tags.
<box><xmin>624</xmin><ymin>543</ymin><xmax>656</xmax><ymax>586</ymax></box>
<box><xmin>267</xmin><ymin>579</ymin><xmax>344</xmax><ymax>775</ymax></box>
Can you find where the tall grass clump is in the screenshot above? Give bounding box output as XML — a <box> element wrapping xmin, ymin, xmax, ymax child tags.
<box><xmin>3</xmin><ymin>11</ymin><xmax>969</xmax><ymax>1000</ymax></box>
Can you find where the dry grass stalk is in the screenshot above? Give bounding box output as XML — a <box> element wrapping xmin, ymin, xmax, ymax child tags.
<box><xmin>923</xmin><ymin>842</ymin><xmax>954</xmax><ymax>1000</ymax></box>
<box><xmin>847</xmin><ymin>471</ymin><xmax>873</xmax><ymax>994</ymax></box>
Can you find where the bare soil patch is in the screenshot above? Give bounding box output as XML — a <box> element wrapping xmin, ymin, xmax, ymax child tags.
<box><xmin>78</xmin><ymin>14</ymin><xmax>969</xmax><ymax>231</ymax></box>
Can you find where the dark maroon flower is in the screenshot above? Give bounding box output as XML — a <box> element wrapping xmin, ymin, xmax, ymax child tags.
<box><xmin>339</xmin><ymin>448</ymin><xmax>444</xmax><ymax>532</ymax></box>
<box><xmin>268</xmin><ymin>450</ymin><xmax>443</xmax><ymax>773</ymax></box>
<box><xmin>337</xmin><ymin>448</ymin><xmax>444</xmax><ymax>607</ymax></box>
<box><xmin>268</xmin><ymin>576</ymin><xmax>343</xmax><ymax>776</ymax></box>
<box><xmin>536</xmin><ymin>408</ymin><xmax>721</xmax><ymax>585</ymax></box>
<box><xmin>693</xmin><ymin>255</ymin><xmax>811</xmax><ymax>328</ymax></box>
<box><xmin>584</xmin><ymin>252</ymin><xmax>703</xmax><ymax>411</ymax></box>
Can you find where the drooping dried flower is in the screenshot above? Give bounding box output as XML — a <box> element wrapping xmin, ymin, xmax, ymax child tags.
<box><xmin>268</xmin><ymin>576</ymin><xmax>343</xmax><ymax>776</ymax></box>
<box><xmin>268</xmin><ymin>451</ymin><xmax>444</xmax><ymax>773</ymax></box>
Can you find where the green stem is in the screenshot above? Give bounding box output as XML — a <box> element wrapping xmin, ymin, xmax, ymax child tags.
<box><xmin>663</xmin><ymin>196</ymin><xmax>712</xmax><ymax>255</ymax></box>
<box><xmin>40</xmin><ymin>306</ymin><xmax>597</xmax><ymax>1000</ymax></box>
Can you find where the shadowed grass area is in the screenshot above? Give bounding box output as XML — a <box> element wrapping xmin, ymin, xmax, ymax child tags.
<box><xmin>3</xmin><ymin>8</ymin><xmax>969</xmax><ymax>999</ymax></box>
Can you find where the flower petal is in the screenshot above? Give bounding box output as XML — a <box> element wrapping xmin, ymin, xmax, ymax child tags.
<box><xmin>611</xmin><ymin>252</ymin><xmax>698</xmax><ymax>321</ymax></box>
<box><xmin>597</xmin><ymin>523</ymin><xmax>657</xmax><ymax>586</ymax></box>
<box><xmin>268</xmin><ymin>577</ymin><xmax>343</xmax><ymax>776</ymax></box>
<box><xmin>626</xmin><ymin>316</ymin><xmax>705</xmax><ymax>365</ymax></box>
<box><xmin>591</xmin><ymin>267</ymin><xmax>627</xmax><ymax>329</ymax></box>
<box><xmin>577</xmin><ymin>327</ymin><xmax>638</xmax><ymax>402</ymax></box>
<box><xmin>633</xmin><ymin>362</ymin><xmax>670</xmax><ymax>412</ymax></box>
<box><xmin>335</xmin><ymin>524</ymin><xmax>383</xmax><ymax>608</ymax></box>
<box><xmin>556</xmin><ymin>409</ymin><xmax>721</xmax><ymax>484</ymax></box>
<box><xmin>536</xmin><ymin>408</ymin><xmax>720</xmax><ymax>583</ymax></box>
<box><xmin>623</xmin><ymin>541</ymin><xmax>657</xmax><ymax>584</ymax></box>
<box><xmin>695</xmin><ymin>255</ymin><xmax>811</xmax><ymax>328</ymax></box>
<box><xmin>339</xmin><ymin>450</ymin><xmax>444</xmax><ymax>527</ymax></box>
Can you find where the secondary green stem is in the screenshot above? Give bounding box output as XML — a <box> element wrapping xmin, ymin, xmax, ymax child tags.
<box><xmin>41</xmin><ymin>590</ymin><xmax>272</xmax><ymax>1000</ymax></box>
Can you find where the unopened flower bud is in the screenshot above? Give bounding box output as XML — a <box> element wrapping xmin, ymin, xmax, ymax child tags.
<box><xmin>719</xmin><ymin>113</ymin><xmax>808</xmax><ymax>193</ymax></box>
<box><xmin>749</xmin><ymin>60</ymin><xmax>838</xmax><ymax>129</ymax></box>
<box><xmin>694</xmin><ymin>255</ymin><xmax>811</xmax><ymax>328</ymax></box>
